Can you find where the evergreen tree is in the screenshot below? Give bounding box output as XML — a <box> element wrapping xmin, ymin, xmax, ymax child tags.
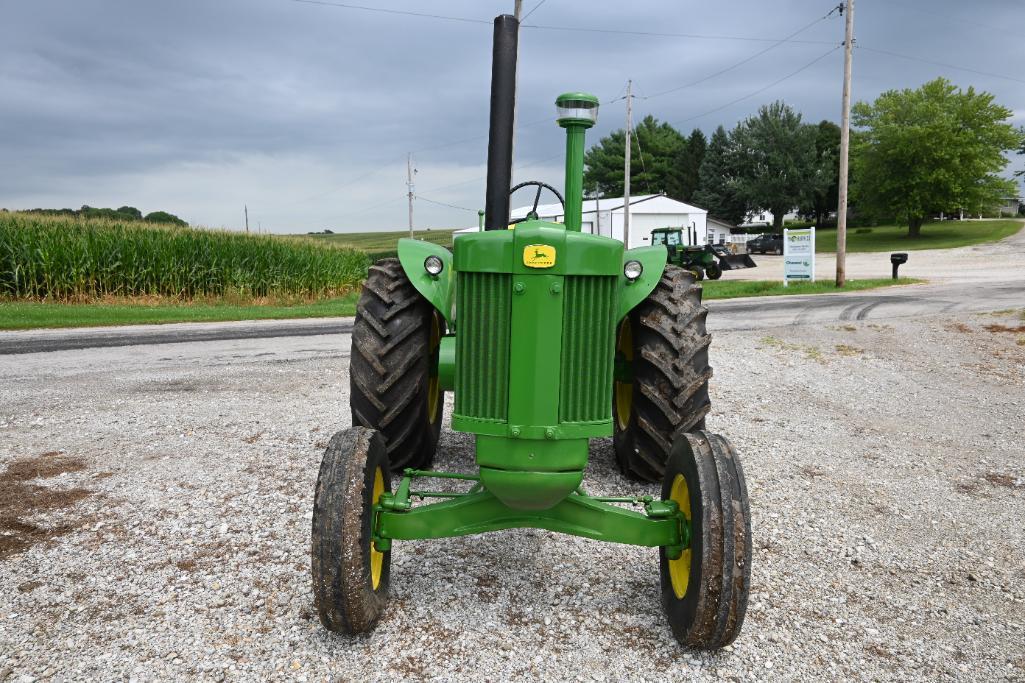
<box><xmin>799</xmin><ymin>121</ymin><xmax>841</xmax><ymax>227</ymax></box>
<box><xmin>673</xmin><ymin>128</ymin><xmax>707</xmax><ymax>203</ymax></box>
<box><xmin>583</xmin><ymin>116</ymin><xmax>686</xmax><ymax>199</ymax></box>
<box><xmin>693</xmin><ymin>125</ymin><xmax>747</xmax><ymax>225</ymax></box>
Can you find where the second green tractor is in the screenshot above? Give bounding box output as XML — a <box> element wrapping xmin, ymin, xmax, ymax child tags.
<box><xmin>311</xmin><ymin>13</ymin><xmax>752</xmax><ymax>650</ymax></box>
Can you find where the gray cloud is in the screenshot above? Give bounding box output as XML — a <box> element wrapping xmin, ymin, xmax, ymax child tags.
<box><xmin>2</xmin><ymin>0</ymin><xmax>1022</xmax><ymax>231</ymax></box>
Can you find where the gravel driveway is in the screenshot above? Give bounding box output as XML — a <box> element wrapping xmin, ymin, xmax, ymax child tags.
<box><xmin>1</xmin><ymin>307</ymin><xmax>1024</xmax><ymax>681</ymax></box>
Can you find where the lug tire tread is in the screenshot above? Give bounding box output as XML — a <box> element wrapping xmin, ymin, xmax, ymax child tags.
<box><xmin>614</xmin><ymin>265</ymin><xmax>713</xmax><ymax>482</ymax></box>
<box><xmin>350</xmin><ymin>258</ymin><xmax>443</xmax><ymax>471</ymax></box>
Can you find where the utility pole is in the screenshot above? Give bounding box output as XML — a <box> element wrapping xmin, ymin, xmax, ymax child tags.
<box><xmin>244</xmin><ymin>204</ymin><xmax>249</xmax><ymax>233</ymax></box>
<box><xmin>835</xmin><ymin>0</ymin><xmax>855</xmax><ymax>287</ymax></box>
<box><xmin>623</xmin><ymin>79</ymin><xmax>633</xmax><ymax>249</ymax></box>
<box><xmin>513</xmin><ymin>0</ymin><xmax>522</xmax><ymax>19</ymax></box>
<box><xmin>407</xmin><ymin>153</ymin><xmax>415</xmax><ymax>237</ymax></box>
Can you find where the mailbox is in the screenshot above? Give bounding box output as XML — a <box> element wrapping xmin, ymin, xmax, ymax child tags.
<box><xmin>890</xmin><ymin>252</ymin><xmax>908</xmax><ymax>279</ymax></box>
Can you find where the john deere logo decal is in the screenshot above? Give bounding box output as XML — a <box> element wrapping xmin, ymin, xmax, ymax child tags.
<box><xmin>523</xmin><ymin>244</ymin><xmax>556</xmax><ymax>268</ymax></box>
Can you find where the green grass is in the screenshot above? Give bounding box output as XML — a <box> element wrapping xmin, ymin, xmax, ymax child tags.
<box><xmin>813</xmin><ymin>219</ymin><xmax>1022</xmax><ymax>253</ymax></box>
<box><xmin>701</xmin><ymin>277</ymin><xmax>921</xmax><ymax>300</ymax></box>
<box><xmin>0</xmin><ymin>294</ymin><xmax>359</xmax><ymax>330</ymax></box>
<box><xmin>1</xmin><ymin>212</ymin><xmax>369</xmax><ymax>300</ymax></box>
<box><xmin>2</xmin><ymin>279</ymin><xmax>922</xmax><ymax>330</ymax></box>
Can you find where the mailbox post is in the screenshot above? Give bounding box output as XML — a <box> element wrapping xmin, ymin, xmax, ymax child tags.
<box><xmin>890</xmin><ymin>252</ymin><xmax>908</xmax><ymax>279</ymax></box>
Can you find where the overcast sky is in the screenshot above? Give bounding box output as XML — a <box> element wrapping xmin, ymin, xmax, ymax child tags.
<box><xmin>2</xmin><ymin>0</ymin><xmax>1023</xmax><ymax>233</ymax></box>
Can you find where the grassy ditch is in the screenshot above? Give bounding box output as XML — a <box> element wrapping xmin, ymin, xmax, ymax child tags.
<box><xmin>0</xmin><ymin>294</ymin><xmax>359</xmax><ymax>330</ymax></box>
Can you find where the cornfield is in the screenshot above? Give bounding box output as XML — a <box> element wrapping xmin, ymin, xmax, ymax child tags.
<box><xmin>0</xmin><ymin>213</ymin><xmax>369</xmax><ymax>301</ymax></box>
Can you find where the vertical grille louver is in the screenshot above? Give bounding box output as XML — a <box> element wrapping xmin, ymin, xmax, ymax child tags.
<box><xmin>455</xmin><ymin>271</ymin><xmax>511</xmax><ymax>421</ymax></box>
<box><xmin>559</xmin><ymin>275</ymin><xmax>617</xmax><ymax>423</ymax></box>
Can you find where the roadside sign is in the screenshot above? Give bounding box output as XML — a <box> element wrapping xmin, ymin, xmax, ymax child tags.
<box><xmin>783</xmin><ymin>227</ymin><xmax>815</xmax><ymax>287</ymax></box>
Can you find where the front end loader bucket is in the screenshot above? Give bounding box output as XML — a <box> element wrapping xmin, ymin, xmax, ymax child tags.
<box><xmin>716</xmin><ymin>252</ymin><xmax>757</xmax><ymax>271</ymax></box>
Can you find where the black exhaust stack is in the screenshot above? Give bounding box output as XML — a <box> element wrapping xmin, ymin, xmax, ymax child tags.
<box><xmin>483</xmin><ymin>14</ymin><xmax>519</xmax><ymax>231</ymax></box>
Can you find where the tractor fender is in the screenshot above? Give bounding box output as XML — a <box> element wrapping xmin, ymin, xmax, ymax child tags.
<box><xmin>397</xmin><ymin>238</ymin><xmax>455</xmax><ymax>326</ymax></box>
<box><xmin>617</xmin><ymin>245</ymin><xmax>668</xmax><ymax>321</ymax></box>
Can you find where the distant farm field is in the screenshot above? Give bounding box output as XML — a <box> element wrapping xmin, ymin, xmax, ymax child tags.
<box><xmin>293</xmin><ymin>229</ymin><xmax>455</xmax><ymax>259</ymax></box>
<box><xmin>0</xmin><ymin>213</ymin><xmax>368</xmax><ymax>301</ymax></box>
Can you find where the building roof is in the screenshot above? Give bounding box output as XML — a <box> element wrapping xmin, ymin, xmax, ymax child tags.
<box><xmin>510</xmin><ymin>193</ymin><xmax>708</xmax><ymax>220</ymax></box>
<box><xmin>707</xmin><ymin>216</ymin><xmax>738</xmax><ymax>230</ymax></box>
<box><xmin>455</xmin><ymin>193</ymin><xmax>709</xmax><ymax>233</ymax></box>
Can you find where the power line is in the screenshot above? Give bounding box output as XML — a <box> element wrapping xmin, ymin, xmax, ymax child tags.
<box><xmin>520</xmin><ymin>23</ymin><xmax>834</xmax><ymax>45</ymax></box>
<box><xmin>520</xmin><ymin>0</ymin><xmax>548</xmax><ymax>22</ymax></box>
<box><xmin>334</xmin><ymin>153</ymin><xmax>563</xmax><ymax>225</ymax></box>
<box><xmin>856</xmin><ymin>45</ymin><xmax>1025</xmax><ymax>85</ymax></box>
<box><xmin>674</xmin><ymin>44</ymin><xmax>841</xmax><ymax>125</ymax></box>
<box><xmin>641</xmin><ymin>10</ymin><xmax>839</xmax><ymax>101</ymax></box>
<box><xmin>417</xmin><ymin>196</ymin><xmax>477</xmax><ymax>212</ymax></box>
<box><xmin>291</xmin><ymin>0</ymin><xmax>490</xmax><ymax>25</ymax></box>
<box><xmin>292</xmin><ymin>0</ymin><xmax>835</xmax><ymax>45</ymax></box>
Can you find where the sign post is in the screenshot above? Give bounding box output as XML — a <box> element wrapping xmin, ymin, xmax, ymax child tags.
<box><xmin>783</xmin><ymin>227</ymin><xmax>816</xmax><ymax>287</ymax></box>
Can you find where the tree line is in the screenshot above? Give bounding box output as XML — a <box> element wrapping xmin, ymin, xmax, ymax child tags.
<box><xmin>11</xmin><ymin>205</ymin><xmax>187</xmax><ymax>226</ymax></box>
<box><xmin>583</xmin><ymin>77</ymin><xmax>1024</xmax><ymax>237</ymax></box>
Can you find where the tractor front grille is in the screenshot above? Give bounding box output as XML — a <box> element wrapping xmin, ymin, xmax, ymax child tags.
<box><xmin>559</xmin><ymin>275</ymin><xmax>618</xmax><ymax>423</ymax></box>
<box><xmin>454</xmin><ymin>271</ymin><xmax>511</xmax><ymax>421</ymax></box>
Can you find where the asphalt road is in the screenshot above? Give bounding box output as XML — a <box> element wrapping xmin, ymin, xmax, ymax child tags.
<box><xmin>2</xmin><ymin>279</ymin><xmax>1021</xmax><ymax>355</ymax></box>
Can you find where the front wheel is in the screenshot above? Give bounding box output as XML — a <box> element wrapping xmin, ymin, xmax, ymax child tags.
<box><xmin>660</xmin><ymin>430</ymin><xmax>751</xmax><ymax>649</ymax></box>
<box><xmin>311</xmin><ymin>427</ymin><xmax>391</xmax><ymax>634</ymax></box>
<box><xmin>613</xmin><ymin>266</ymin><xmax>712</xmax><ymax>482</ymax></box>
<box><xmin>705</xmin><ymin>262</ymin><xmax>723</xmax><ymax>280</ymax></box>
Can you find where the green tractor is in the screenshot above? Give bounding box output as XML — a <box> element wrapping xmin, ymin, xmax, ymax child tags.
<box><xmin>651</xmin><ymin>226</ymin><xmax>757</xmax><ymax>281</ymax></box>
<box><xmin>311</xmin><ymin>14</ymin><xmax>751</xmax><ymax>649</ymax></box>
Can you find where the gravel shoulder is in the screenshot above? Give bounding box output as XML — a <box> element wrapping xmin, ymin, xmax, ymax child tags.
<box><xmin>1</xmin><ymin>309</ymin><xmax>1024</xmax><ymax>681</ymax></box>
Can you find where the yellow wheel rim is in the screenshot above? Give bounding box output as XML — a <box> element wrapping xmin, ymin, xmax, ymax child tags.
<box><xmin>668</xmin><ymin>474</ymin><xmax>692</xmax><ymax>599</ymax></box>
<box><xmin>426</xmin><ymin>313</ymin><xmax>441</xmax><ymax>425</ymax></box>
<box><xmin>370</xmin><ymin>467</ymin><xmax>385</xmax><ymax>590</ymax></box>
<box><xmin>614</xmin><ymin>318</ymin><xmax>634</xmax><ymax>430</ymax></box>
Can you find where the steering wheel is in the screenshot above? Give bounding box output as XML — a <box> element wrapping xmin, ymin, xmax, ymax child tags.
<box><xmin>509</xmin><ymin>181</ymin><xmax>565</xmax><ymax>224</ymax></box>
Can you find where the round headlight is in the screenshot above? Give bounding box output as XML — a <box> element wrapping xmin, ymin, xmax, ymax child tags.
<box><xmin>624</xmin><ymin>260</ymin><xmax>643</xmax><ymax>281</ymax></box>
<box><xmin>424</xmin><ymin>255</ymin><xmax>444</xmax><ymax>276</ymax></box>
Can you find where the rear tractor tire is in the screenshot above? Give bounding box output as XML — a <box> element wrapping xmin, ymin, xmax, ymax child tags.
<box><xmin>613</xmin><ymin>265</ymin><xmax>712</xmax><ymax>482</ymax></box>
<box><xmin>311</xmin><ymin>427</ymin><xmax>392</xmax><ymax>634</ymax></box>
<box><xmin>660</xmin><ymin>430</ymin><xmax>751</xmax><ymax>649</ymax></box>
<box><xmin>350</xmin><ymin>258</ymin><xmax>445</xmax><ymax>471</ymax></box>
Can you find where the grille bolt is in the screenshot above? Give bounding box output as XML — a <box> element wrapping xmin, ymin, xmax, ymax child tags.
<box><xmin>513</xmin><ymin>282</ymin><xmax>526</xmax><ymax>294</ymax></box>
<box><xmin>510</xmin><ymin>426</ymin><xmax>521</xmax><ymax>438</ymax></box>
<box><xmin>549</xmin><ymin>282</ymin><xmax>561</xmax><ymax>295</ymax></box>
<box><xmin>544</xmin><ymin>428</ymin><xmax>556</xmax><ymax>439</ymax></box>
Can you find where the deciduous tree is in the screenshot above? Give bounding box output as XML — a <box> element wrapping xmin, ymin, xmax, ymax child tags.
<box><xmin>732</xmin><ymin>101</ymin><xmax>819</xmax><ymax>233</ymax></box>
<box><xmin>851</xmin><ymin>78</ymin><xmax>1022</xmax><ymax>237</ymax></box>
